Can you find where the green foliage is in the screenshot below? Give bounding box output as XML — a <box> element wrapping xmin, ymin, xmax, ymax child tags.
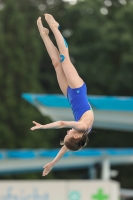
<box><xmin>0</xmin><ymin>0</ymin><xmax>50</xmax><ymax>148</ymax></box>
<box><xmin>57</xmin><ymin>0</ymin><xmax>133</xmax><ymax>96</ymax></box>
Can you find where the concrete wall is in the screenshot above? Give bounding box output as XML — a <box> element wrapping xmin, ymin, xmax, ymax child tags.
<box><xmin>0</xmin><ymin>180</ymin><xmax>120</xmax><ymax>200</ymax></box>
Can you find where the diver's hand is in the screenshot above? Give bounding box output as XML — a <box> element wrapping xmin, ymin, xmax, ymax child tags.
<box><xmin>30</xmin><ymin>121</ymin><xmax>43</xmax><ymax>130</ymax></box>
<box><xmin>42</xmin><ymin>162</ymin><xmax>54</xmax><ymax>176</ymax></box>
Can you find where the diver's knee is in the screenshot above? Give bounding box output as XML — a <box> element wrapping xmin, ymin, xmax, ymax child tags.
<box><xmin>52</xmin><ymin>59</ymin><xmax>60</xmax><ymax>68</ymax></box>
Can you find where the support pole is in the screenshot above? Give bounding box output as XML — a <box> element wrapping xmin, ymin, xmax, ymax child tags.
<box><xmin>101</xmin><ymin>157</ymin><xmax>110</xmax><ymax>180</ymax></box>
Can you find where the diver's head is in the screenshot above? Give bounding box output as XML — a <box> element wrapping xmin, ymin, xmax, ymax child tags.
<box><xmin>60</xmin><ymin>129</ymin><xmax>89</xmax><ymax>151</ymax></box>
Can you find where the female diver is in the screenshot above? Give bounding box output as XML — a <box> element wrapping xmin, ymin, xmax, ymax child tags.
<box><xmin>31</xmin><ymin>14</ymin><xmax>94</xmax><ymax>176</ymax></box>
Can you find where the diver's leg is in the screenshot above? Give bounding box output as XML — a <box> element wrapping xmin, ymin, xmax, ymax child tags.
<box><xmin>44</xmin><ymin>14</ymin><xmax>83</xmax><ymax>88</ymax></box>
<box><xmin>37</xmin><ymin>17</ymin><xmax>68</xmax><ymax>96</ymax></box>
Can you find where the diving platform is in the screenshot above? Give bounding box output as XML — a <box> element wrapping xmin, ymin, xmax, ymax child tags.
<box><xmin>22</xmin><ymin>94</ymin><xmax>133</xmax><ymax>131</ymax></box>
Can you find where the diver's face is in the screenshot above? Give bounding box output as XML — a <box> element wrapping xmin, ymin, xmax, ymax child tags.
<box><xmin>64</xmin><ymin>129</ymin><xmax>83</xmax><ymax>142</ymax></box>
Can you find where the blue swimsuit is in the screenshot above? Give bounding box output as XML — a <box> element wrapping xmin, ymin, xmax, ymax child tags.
<box><xmin>67</xmin><ymin>83</ymin><xmax>92</xmax><ymax>133</ymax></box>
<box><xmin>67</xmin><ymin>83</ymin><xmax>92</xmax><ymax>121</ymax></box>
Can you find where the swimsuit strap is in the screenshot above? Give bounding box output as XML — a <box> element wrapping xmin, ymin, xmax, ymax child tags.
<box><xmin>85</xmin><ymin>127</ymin><xmax>92</xmax><ymax>135</ymax></box>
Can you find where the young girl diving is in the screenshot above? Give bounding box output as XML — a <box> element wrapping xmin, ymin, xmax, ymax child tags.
<box><xmin>30</xmin><ymin>14</ymin><xmax>94</xmax><ymax>176</ymax></box>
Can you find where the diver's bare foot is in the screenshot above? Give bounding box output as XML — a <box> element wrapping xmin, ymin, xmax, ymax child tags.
<box><xmin>44</xmin><ymin>14</ymin><xmax>59</xmax><ymax>29</ymax></box>
<box><xmin>37</xmin><ymin>17</ymin><xmax>49</xmax><ymax>36</ymax></box>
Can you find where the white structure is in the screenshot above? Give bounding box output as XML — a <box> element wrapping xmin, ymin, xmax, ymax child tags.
<box><xmin>1</xmin><ymin>148</ymin><xmax>133</xmax><ymax>181</ymax></box>
<box><xmin>0</xmin><ymin>180</ymin><xmax>120</xmax><ymax>200</ymax></box>
<box><xmin>22</xmin><ymin>94</ymin><xmax>133</xmax><ymax>132</ymax></box>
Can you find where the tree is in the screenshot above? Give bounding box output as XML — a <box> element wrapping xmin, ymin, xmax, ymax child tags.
<box><xmin>55</xmin><ymin>0</ymin><xmax>133</xmax><ymax>96</ymax></box>
<box><xmin>0</xmin><ymin>0</ymin><xmax>50</xmax><ymax>148</ymax></box>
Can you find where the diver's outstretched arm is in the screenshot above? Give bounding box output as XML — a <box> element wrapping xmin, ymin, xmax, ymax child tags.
<box><xmin>42</xmin><ymin>145</ymin><xmax>68</xmax><ymax>176</ymax></box>
<box><xmin>30</xmin><ymin>120</ymin><xmax>87</xmax><ymax>132</ymax></box>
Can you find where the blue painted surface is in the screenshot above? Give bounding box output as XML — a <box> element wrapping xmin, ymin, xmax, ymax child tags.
<box><xmin>72</xmin><ymin>149</ymin><xmax>102</xmax><ymax>157</ymax></box>
<box><xmin>6</xmin><ymin>150</ymin><xmax>36</xmax><ymax>159</ymax></box>
<box><xmin>0</xmin><ymin>153</ymin><xmax>3</xmax><ymax>159</ymax></box>
<box><xmin>22</xmin><ymin>94</ymin><xmax>36</xmax><ymax>105</ymax></box>
<box><xmin>89</xmin><ymin>96</ymin><xmax>133</xmax><ymax>111</ymax></box>
<box><xmin>105</xmin><ymin>148</ymin><xmax>133</xmax><ymax>155</ymax></box>
<box><xmin>22</xmin><ymin>93</ymin><xmax>133</xmax><ymax>111</ymax></box>
<box><xmin>0</xmin><ymin>148</ymin><xmax>133</xmax><ymax>159</ymax></box>
<box><xmin>22</xmin><ymin>94</ymin><xmax>70</xmax><ymax>107</ymax></box>
<box><xmin>39</xmin><ymin>149</ymin><xmax>69</xmax><ymax>158</ymax></box>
